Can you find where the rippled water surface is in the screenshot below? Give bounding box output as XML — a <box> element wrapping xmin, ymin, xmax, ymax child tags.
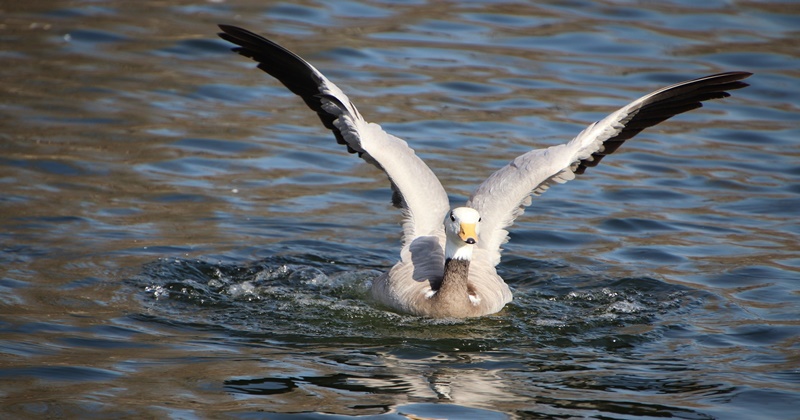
<box><xmin>2</xmin><ymin>1</ymin><xmax>799</xmax><ymax>418</ymax></box>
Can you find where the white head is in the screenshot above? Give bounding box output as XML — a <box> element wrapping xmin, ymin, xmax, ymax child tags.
<box><xmin>444</xmin><ymin>207</ymin><xmax>481</xmax><ymax>260</ymax></box>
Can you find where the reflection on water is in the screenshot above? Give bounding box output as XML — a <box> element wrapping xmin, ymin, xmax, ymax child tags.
<box><xmin>1</xmin><ymin>0</ymin><xmax>799</xmax><ymax>418</ymax></box>
<box><xmin>128</xmin><ymin>256</ymin><xmax>720</xmax><ymax>418</ymax></box>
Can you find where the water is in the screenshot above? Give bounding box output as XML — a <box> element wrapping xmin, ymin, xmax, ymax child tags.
<box><xmin>1</xmin><ymin>1</ymin><xmax>798</xmax><ymax>418</ymax></box>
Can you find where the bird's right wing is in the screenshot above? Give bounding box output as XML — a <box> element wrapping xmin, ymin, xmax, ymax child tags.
<box><xmin>218</xmin><ymin>25</ymin><xmax>451</xmax><ymax>243</ymax></box>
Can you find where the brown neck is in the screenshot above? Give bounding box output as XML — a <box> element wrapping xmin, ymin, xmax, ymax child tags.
<box><xmin>424</xmin><ymin>257</ymin><xmax>478</xmax><ymax>317</ymax></box>
<box><xmin>436</xmin><ymin>257</ymin><xmax>471</xmax><ymax>298</ymax></box>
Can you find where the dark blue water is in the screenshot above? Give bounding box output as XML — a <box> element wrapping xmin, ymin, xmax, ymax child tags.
<box><xmin>1</xmin><ymin>1</ymin><xmax>798</xmax><ymax>418</ymax></box>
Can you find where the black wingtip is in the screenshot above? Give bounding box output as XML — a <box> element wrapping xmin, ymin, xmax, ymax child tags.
<box><xmin>218</xmin><ymin>24</ymin><xmax>244</xmax><ymax>36</ymax></box>
<box><xmin>573</xmin><ymin>71</ymin><xmax>752</xmax><ymax>176</ymax></box>
<box><xmin>217</xmin><ymin>24</ymin><xmax>355</xmax><ymax>155</ymax></box>
<box><xmin>217</xmin><ymin>24</ymin><xmax>240</xmax><ymax>41</ymax></box>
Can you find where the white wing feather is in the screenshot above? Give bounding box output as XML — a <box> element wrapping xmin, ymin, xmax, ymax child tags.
<box><xmin>468</xmin><ymin>72</ymin><xmax>751</xmax><ymax>266</ymax></box>
<box><xmin>219</xmin><ymin>25</ymin><xmax>451</xmax><ymax>242</ymax></box>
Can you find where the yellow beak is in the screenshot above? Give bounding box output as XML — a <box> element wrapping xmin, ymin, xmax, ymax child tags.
<box><xmin>458</xmin><ymin>222</ymin><xmax>478</xmax><ymax>244</ymax></box>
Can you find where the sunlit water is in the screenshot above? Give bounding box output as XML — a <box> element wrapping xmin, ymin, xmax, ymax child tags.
<box><xmin>2</xmin><ymin>1</ymin><xmax>799</xmax><ymax>418</ymax></box>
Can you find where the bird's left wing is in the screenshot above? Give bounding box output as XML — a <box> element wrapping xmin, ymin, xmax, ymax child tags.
<box><xmin>468</xmin><ymin>72</ymin><xmax>752</xmax><ymax>266</ymax></box>
<box><xmin>218</xmin><ymin>25</ymin><xmax>450</xmax><ymax>242</ymax></box>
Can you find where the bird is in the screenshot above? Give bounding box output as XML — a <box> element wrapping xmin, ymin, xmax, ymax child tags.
<box><xmin>217</xmin><ymin>24</ymin><xmax>751</xmax><ymax>318</ymax></box>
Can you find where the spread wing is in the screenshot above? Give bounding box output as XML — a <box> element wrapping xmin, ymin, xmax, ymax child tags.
<box><xmin>468</xmin><ymin>71</ymin><xmax>752</xmax><ymax>266</ymax></box>
<box><xmin>218</xmin><ymin>25</ymin><xmax>451</xmax><ymax>243</ymax></box>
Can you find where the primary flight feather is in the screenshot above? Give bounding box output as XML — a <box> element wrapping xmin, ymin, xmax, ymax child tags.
<box><xmin>217</xmin><ymin>24</ymin><xmax>751</xmax><ymax>318</ymax></box>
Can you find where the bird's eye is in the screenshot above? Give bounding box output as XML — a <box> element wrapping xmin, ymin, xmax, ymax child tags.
<box><xmin>450</xmin><ymin>212</ymin><xmax>455</xmax><ymax>222</ymax></box>
<box><xmin>478</xmin><ymin>217</ymin><xmax>482</xmax><ymax>222</ymax></box>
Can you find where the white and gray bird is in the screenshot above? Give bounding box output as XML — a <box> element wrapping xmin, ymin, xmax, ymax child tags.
<box><xmin>218</xmin><ymin>25</ymin><xmax>751</xmax><ymax>318</ymax></box>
